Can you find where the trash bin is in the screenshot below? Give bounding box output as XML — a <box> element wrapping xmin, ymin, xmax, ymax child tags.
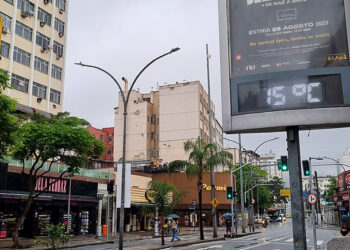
<box><xmin>102</xmin><ymin>225</ymin><xmax>107</xmax><ymax>236</ymax></box>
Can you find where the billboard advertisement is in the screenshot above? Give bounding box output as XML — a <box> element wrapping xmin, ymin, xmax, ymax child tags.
<box><xmin>230</xmin><ymin>0</ymin><xmax>349</xmax><ymax>77</ymax></box>
<box><xmin>219</xmin><ymin>0</ymin><xmax>350</xmax><ymax>133</ymax></box>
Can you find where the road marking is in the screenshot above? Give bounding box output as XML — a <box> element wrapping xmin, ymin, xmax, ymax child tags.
<box><xmin>286</xmin><ymin>238</ymin><xmax>293</xmax><ymax>242</ymax></box>
<box><xmin>240</xmin><ymin>242</ymin><xmax>269</xmax><ymax>250</ymax></box>
<box><xmin>317</xmin><ymin>240</ymin><xmax>323</xmax><ymax>245</ymax></box>
<box><xmin>197</xmin><ymin>245</ymin><xmax>223</xmax><ymax>250</ymax></box>
<box><xmin>270</xmin><ymin>237</ymin><xmax>284</xmax><ymax>242</ymax></box>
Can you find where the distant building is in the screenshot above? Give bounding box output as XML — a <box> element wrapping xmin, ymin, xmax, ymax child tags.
<box><xmin>88</xmin><ymin>126</ymin><xmax>114</xmax><ymax>161</ymax></box>
<box><xmin>114</xmin><ymin>81</ymin><xmax>223</xmax><ymax>168</ymax></box>
<box><xmin>259</xmin><ymin>154</ymin><xmax>282</xmax><ymax>181</ymax></box>
<box><xmin>223</xmin><ymin>147</ymin><xmax>260</xmax><ymax>172</ymax></box>
<box><xmin>339</xmin><ymin>148</ymin><xmax>350</xmax><ymax>168</ymax></box>
<box><xmin>1</xmin><ymin>0</ymin><xmax>68</xmax><ymax>116</ymax></box>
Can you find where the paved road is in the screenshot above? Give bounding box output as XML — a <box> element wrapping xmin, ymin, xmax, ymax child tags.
<box><xmin>173</xmin><ymin>219</ymin><xmax>339</xmax><ymax>250</ymax></box>
<box><xmin>74</xmin><ymin>219</ymin><xmax>339</xmax><ymax>250</ymax></box>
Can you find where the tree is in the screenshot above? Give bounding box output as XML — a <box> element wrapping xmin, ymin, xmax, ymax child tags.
<box><xmin>268</xmin><ymin>176</ymin><xmax>288</xmax><ymax>205</ymax></box>
<box><xmin>168</xmin><ymin>137</ymin><xmax>232</xmax><ymax>240</ymax></box>
<box><xmin>34</xmin><ymin>223</ymin><xmax>72</xmax><ymax>250</ymax></box>
<box><xmin>323</xmin><ymin>177</ymin><xmax>337</xmax><ymax>199</ymax></box>
<box><xmin>0</xmin><ymin>69</ymin><xmax>18</xmax><ymax>159</ymax></box>
<box><xmin>10</xmin><ymin>112</ymin><xmax>105</xmax><ymax>248</ymax></box>
<box><xmin>147</xmin><ymin>181</ymin><xmax>185</xmax><ymax>245</ymax></box>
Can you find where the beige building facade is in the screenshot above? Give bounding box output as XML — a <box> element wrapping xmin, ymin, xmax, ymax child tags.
<box><xmin>1</xmin><ymin>0</ymin><xmax>67</xmax><ymax>115</ymax></box>
<box><xmin>114</xmin><ymin>81</ymin><xmax>223</xmax><ymax>166</ymax></box>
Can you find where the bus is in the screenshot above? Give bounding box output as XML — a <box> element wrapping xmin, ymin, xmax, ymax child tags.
<box><xmin>267</xmin><ymin>208</ymin><xmax>281</xmax><ymax>222</ymax></box>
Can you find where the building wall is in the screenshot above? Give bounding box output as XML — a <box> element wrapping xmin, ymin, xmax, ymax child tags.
<box><xmin>259</xmin><ymin>154</ymin><xmax>282</xmax><ymax>181</ymax></box>
<box><xmin>88</xmin><ymin>126</ymin><xmax>114</xmax><ymax>161</ymax></box>
<box><xmin>1</xmin><ymin>0</ymin><xmax>68</xmax><ymax>116</ymax></box>
<box><xmin>114</xmin><ymin>90</ymin><xmax>159</xmax><ymax>164</ymax></box>
<box><xmin>152</xmin><ymin>172</ymin><xmax>234</xmax><ymax>209</ymax></box>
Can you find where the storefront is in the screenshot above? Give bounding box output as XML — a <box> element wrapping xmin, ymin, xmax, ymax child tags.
<box><xmin>334</xmin><ymin>171</ymin><xmax>350</xmax><ymax>225</ymax></box>
<box><xmin>0</xmin><ymin>172</ymin><xmax>99</xmax><ymax>238</ymax></box>
<box><xmin>152</xmin><ymin>172</ymin><xmax>235</xmax><ymax>227</ymax></box>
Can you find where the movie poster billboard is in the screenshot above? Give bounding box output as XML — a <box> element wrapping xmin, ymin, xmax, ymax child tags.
<box><xmin>230</xmin><ymin>0</ymin><xmax>349</xmax><ymax>77</ymax></box>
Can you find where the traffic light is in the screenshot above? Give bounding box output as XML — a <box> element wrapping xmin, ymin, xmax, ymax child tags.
<box><xmin>227</xmin><ymin>186</ymin><xmax>233</xmax><ymax>199</ymax></box>
<box><xmin>107</xmin><ymin>181</ymin><xmax>114</xmax><ymax>194</ymax></box>
<box><xmin>281</xmin><ymin>156</ymin><xmax>288</xmax><ymax>171</ymax></box>
<box><xmin>232</xmin><ymin>191</ymin><xmax>237</xmax><ymax>198</ymax></box>
<box><xmin>277</xmin><ymin>159</ymin><xmax>282</xmax><ymax>170</ymax></box>
<box><xmin>302</xmin><ymin>160</ymin><xmax>310</xmax><ymax>176</ymax></box>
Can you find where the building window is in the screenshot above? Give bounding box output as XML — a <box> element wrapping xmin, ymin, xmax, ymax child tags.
<box><xmin>150</xmin><ymin>149</ymin><xmax>156</xmax><ymax>157</ymax></box>
<box><xmin>50</xmin><ymin>89</ymin><xmax>61</xmax><ymax>104</ymax></box>
<box><xmin>54</xmin><ymin>18</ymin><xmax>64</xmax><ymax>34</ymax></box>
<box><xmin>150</xmin><ymin>132</ymin><xmax>155</xmax><ymax>140</ymax></box>
<box><xmin>37</xmin><ymin>8</ymin><xmax>52</xmax><ymax>26</ymax></box>
<box><xmin>56</xmin><ymin>0</ymin><xmax>65</xmax><ymax>11</ymax></box>
<box><xmin>51</xmin><ymin>64</ymin><xmax>62</xmax><ymax>80</ymax></box>
<box><xmin>107</xmin><ymin>150</ymin><xmax>112</xmax><ymax>155</ymax></box>
<box><xmin>15</xmin><ymin>21</ymin><xmax>32</xmax><ymax>41</ymax></box>
<box><xmin>32</xmin><ymin>82</ymin><xmax>47</xmax><ymax>99</ymax></box>
<box><xmin>17</xmin><ymin>0</ymin><xmax>34</xmax><ymax>15</ymax></box>
<box><xmin>108</xmin><ymin>136</ymin><xmax>113</xmax><ymax>142</ymax></box>
<box><xmin>53</xmin><ymin>41</ymin><xmax>63</xmax><ymax>56</ymax></box>
<box><xmin>151</xmin><ymin>115</ymin><xmax>156</xmax><ymax>124</ymax></box>
<box><xmin>34</xmin><ymin>56</ymin><xmax>49</xmax><ymax>74</ymax></box>
<box><xmin>0</xmin><ymin>12</ymin><xmax>11</xmax><ymax>30</ymax></box>
<box><xmin>0</xmin><ymin>41</ymin><xmax>10</xmax><ymax>58</ymax></box>
<box><xmin>36</xmin><ymin>32</ymin><xmax>50</xmax><ymax>49</ymax></box>
<box><xmin>11</xmin><ymin>74</ymin><xmax>29</xmax><ymax>93</ymax></box>
<box><xmin>13</xmin><ymin>47</ymin><xmax>31</xmax><ymax>66</ymax></box>
<box><xmin>99</xmin><ymin>135</ymin><xmax>103</xmax><ymax>141</ymax></box>
<box><xmin>4</xmin><ymin>0</ymin><xmax>13</xmax><ymax>4</ymax></box>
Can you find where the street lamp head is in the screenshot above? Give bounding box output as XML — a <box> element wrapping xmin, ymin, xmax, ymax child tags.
<box><xmin>170</xmin><ymin>47</ymin><xmax>180</xmax><ymax>53</ymax></box>
<box><xmin>74</xmin><ymin>62</ymin><xmax>85</xmax><ymax>67</ymax></box>
<box><xmin>310</xmin><ymin>157</ymin><xmax>323</xmax><ymax>161</ymax></box>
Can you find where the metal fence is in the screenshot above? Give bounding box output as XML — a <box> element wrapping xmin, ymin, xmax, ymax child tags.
<box><xmin>4</xmin><ymin>157</ymin><xmax>110</xmax><ymax>180</ymax></box>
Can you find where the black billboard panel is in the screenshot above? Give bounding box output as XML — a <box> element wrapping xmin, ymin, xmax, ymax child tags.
<box><xmin>230</xmin><ymin>0</ymin><xmax>349</xmax><ymax>77</ymax></box>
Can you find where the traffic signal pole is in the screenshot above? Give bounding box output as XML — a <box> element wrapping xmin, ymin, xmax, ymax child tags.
<box><xmin>287</xmin><ymin>127</ymin><xmax>307</xmax><ymax>250</ymax></box>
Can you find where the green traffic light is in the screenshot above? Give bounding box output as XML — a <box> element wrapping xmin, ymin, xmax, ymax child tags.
<box><xmin>305</xmin><ymin>170</ymin><xmax>310</xmax><ymax>175</ymax></box>
<box><xmin>228</xmin><ymin>194</ymin><xmax>232</xmax><ymax>199</ymax></box>
<box><xmin>282</xmin><ymin>165</ymin><xmax>288</xmax><ymax>171</ymax></box>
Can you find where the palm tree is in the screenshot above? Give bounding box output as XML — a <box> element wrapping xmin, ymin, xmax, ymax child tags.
<box><xmin>148</xmin><ymin>180</ymin><xmax>185</xmax><ymax>245</ymax></box>
<box><xmin>168</xmin><ymin>137</ymin><xmax>232</xmax><ymax>240</ymax></box>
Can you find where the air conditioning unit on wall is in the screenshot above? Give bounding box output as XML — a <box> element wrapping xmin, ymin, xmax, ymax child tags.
<box><xmin>40</xmin><ymin>21</ymin><xmax>45</xmax><ymax>27</ymax></box>
<box><xmin>2</xmin><ymin>27</ymin><xmax>10</xmax><ymax>34</ymax></box>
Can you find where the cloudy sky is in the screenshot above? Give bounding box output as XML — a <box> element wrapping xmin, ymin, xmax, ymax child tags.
<box><xmin>63</xmin><ymin>0</ymin><xmax>350</xmax><ymax>176</ymax></box>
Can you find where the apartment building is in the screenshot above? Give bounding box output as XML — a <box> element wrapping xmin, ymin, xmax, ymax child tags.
<box><xmin>259</xmin><ymin>154</ymin><xmax>283</xmax><ymax>181</ymax></box>
<box><xmin>114</xmin><ymin>81</ymin><xmax>222</xmax><ymax>167</ymax></box>
<box><xmin>0</xmin><ymin>0</ymin><xmax>67</xmax><ymax>116</ymax></box>
<box><xmin>223</xmin><ymin>147</ymin><xmax>260</xmax><ymax>172</ymax></box>
<box><xmin>88</xmin><ymin>126</ymin><xmax>114</xmax><ymax>161</ymax></box>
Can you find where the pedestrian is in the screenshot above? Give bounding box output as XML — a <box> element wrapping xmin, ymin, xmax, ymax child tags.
<box><xmin>340</xmin><ymin>214</ymin><xmax>350</xmax><ymax>236</ymax></box>
<box><xmin>225</xmin><ymin>219</ymin><xmax>232</xmax><ymax>238</ymax></box>
<box><xmin>170</xmin><ymin>220</ymin><xmax>181</xmax><ymax>242</ymax></box>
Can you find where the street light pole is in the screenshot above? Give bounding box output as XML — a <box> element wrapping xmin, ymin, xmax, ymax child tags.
<box><xmin>309</xmin><ymin>157</ymin><xmax>323</xmax><ymax>250</ymax></box>
<box><xmin>206</xmin><ymin>44</ymin><xmax>217</xmax><ymax>238</ymax></box>
<box><xmin>75</xmin><ymin>47</ymin><xmax>180</xmax><ymax>250</ymax></box>
<box><xmin>239</xmin><ymin>134</ymin><xmax>245</xmax><ymax>233</ymax></box>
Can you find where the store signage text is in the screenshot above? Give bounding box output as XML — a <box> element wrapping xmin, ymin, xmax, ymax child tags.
<box><xmin>203</xmin><ymin>184</ymin><xmax>227</xmax><ymax>191</ymax></box>
<box><xmin>35</xmin><ymin>177</ymin><xmax>67</xmax><ymax>193</ymax></box>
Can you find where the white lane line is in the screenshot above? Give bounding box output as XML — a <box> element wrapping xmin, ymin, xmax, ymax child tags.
<box><xmin>197</xmin><ymin>245</ymin><xmax>223</xmax><ymax>250</ymax></box>
<box><xmin>317</xmin><ymin>240</ymin><xmax>323</xmax><ymax>245</ymax></box>
<box><xmin>286</xmin><ymin>238</ymin><xmax>293</xmax><ymax>242</ymax></box>
<box><xmin>270</xmin><ymin>237</ymin><xmax>284</xmax><ymax>242</ymax></box>
<box><xmin>240</xmin><ymin>242</ymin><xmax>269</xmax><ymax>250</ymax></box>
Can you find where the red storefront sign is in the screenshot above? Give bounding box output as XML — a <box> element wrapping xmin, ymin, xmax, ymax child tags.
<box><xmin>343</xmin><ymin>195</ymin><xmax>350</xmax><ymax>201</ymax></box>
<box><xmin>345</xmin><ymin>174</ymin><xmax>350</xmax><ymax>185</ymax></box>
<box><xmin>35</xmin><ymin>177</ymin><xmax>67</xmax><ymax>193</ymax></box>
<box><xmin>339</xmin><ymin>174</ymin><xmax>344</xmax><ymax>187</ymax></box>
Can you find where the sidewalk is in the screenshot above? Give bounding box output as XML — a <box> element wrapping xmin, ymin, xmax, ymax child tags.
<box><xmin>0</xmin><ymin>227</ymin><xmax>260</xmax><ymax>249</ymax></box>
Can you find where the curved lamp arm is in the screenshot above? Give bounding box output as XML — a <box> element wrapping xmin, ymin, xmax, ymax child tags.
<box><xmin>74</xmin><ymin>62</ymin><xmax>126</xmax><ymax>103</ymax></box>
<box><xmin>126</xmin><ymin>47</ymin><xmax>180</xmax><ymax>103</ymax></box>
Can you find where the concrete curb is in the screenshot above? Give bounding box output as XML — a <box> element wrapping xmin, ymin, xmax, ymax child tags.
<box><xmin>153</xmin><ymin>232</ymin><xmax>261</xmax><ymax>249</ymax></box>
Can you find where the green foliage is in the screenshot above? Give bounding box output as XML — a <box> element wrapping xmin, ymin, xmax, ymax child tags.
<box><xmin>0</xmin><ymin>70</ymin><xmax>18</xmax><ymax>159</ymax></box>
<box><xmin>147</xmin><ymin>180</ymin><xmax>185</xmax><ymax>216</ymax></box>
<box><xmin>323</xmin><ymin>177</ymin><xmax>337</xmax><ymax>199</ymax></box>
<box><xmin>169</xmin><ymin>137</ymin><xmax>233</xmax><ymax>180</ymax></box>
<box><xmin>34</xmin><ymin>223</ymin><xmax>72</xmax><ymax>250</ymax></box>
<box><xmin>0</xmin><ymin>69</ymin><xmax>11</xmax><ymax>92</ymax></box>
<box><xmin>12</xmin><ymin>112</ymin><xmax>105</xmax><ymax>171</ymax></box>
<box><xmin>267</xmin><ymin>176</ymin><xmax>287</xmax><ymax>204</ymax></box>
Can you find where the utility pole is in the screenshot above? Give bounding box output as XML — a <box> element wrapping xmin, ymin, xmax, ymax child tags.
<box><xmin>315</xmin><ymin>171</ymin><xmax>321</xmax><ymax>226</ymax></box>
<box><xmin>206</xmin><ymin>44</ymin><xmax>217</xmax><ymax>238</ymax></box>
<box><xmin>287</xmin><ymin>127</ymin><xmax>306</xmax><ymax>250</ymax></box>
<box><xmin>239</xmin><ymin>134</ymin><xmax>245</xmax><ymax>233</ymax></box>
